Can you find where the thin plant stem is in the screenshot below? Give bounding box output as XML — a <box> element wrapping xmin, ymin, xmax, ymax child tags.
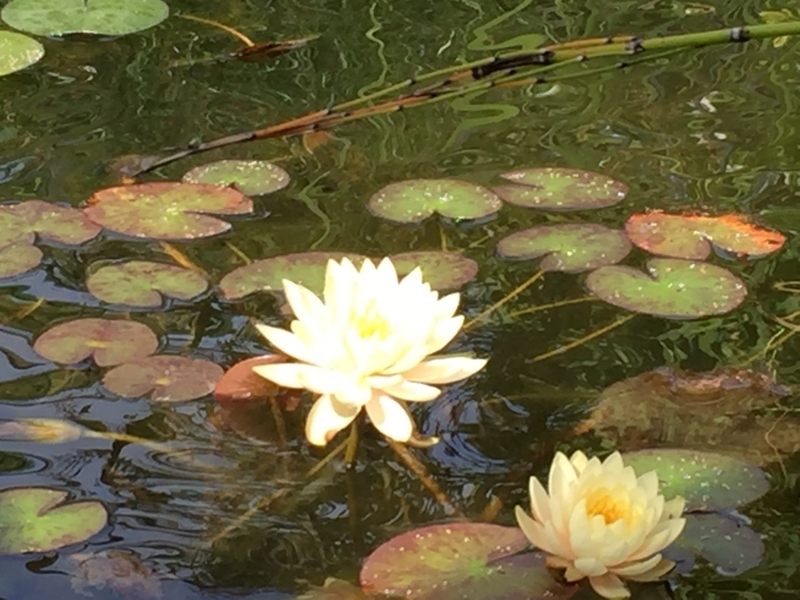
<box><xmin>344</xmin><ymin>417</ymin><xmax>361</xmax><ymax>467</ymax></box>
<box><xmin>509</xmin><ymin>296</ymin><xmax>596</xmax><ymax>318</ymax></box>
<box><xmin>180</xmin><ymin>14</ymin><xmax>254</xmax><ymax>46</ymax></box>
<box><xmin>528</xmin><ymin>313</ymin><xmax>636</xmax><ymax>363</ymax></box>
<box><xmin>465</xmin><ymin>270</ymin><xmax>544</xmax><ymax>330</ymax></box>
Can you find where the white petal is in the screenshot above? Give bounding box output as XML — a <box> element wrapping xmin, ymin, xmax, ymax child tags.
<box><xmin>305</xmin><ymin>395</ymin><xmax>360</xmax><ymax>446</ymax></box>
<box><xmin>369</xmin><ymin>378</ymin><xmax>441</xmax><ymax>402</ymax></box>
<box><xmin>252</xmin><ymin>363</ymin><xmax>314</xmax><ymax>389</ymax></box>
<box><xmin>365</xmin><ymin>395</ymin><xmax>413</xmax><ymax>441</ymax></box>
<box><xmin>282</xmin><ymin>279</ymin><xmax>326</xmax><ymax>326</ymax></box>
<box><xmin>624</xmin><ymin>558</ymin><xmax>675</xmax><ymax>582</ymax></box>
<box><xmin>255</xmin><ymin>324</ymin><xmax>316</xmax><ymax>364</ymax></box>
<box><xmin>529</xmin><ymin>476</ymin><xmax>552</xmax><ymax>524</ymax></box>
<box><xmin>611</xmin><ymin>554</ymin><xmax>663</xmax><ymax>577</ymax></box>
<box><xmin>514</xmin><ymin>506</ymin><xmax>554</xmax><ymax>554</ymax></box>
<box><xmin>589</xmin><ymin>573</ymin><xmax>630</xmax><ymax>599</ymax></box>
<box><xmin>573</xmin><ymin>557</ymin><xmax>608</xmax><ymax>577</ymax></box>
<box><xmin>626</xmin><ymin>518</ymin><xmax>685</xmax><ymax>562</ymax></box>
<box><xmin>400</xmin><ymin>356</ymin><xmax>487</xmax><ymax>384</ymax></box>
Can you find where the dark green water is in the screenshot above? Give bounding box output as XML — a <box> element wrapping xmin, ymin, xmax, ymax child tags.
<box><xmin>2</xmin><ymin>0</ymin><xmax>800</xmax><ymax>598</ymax></box>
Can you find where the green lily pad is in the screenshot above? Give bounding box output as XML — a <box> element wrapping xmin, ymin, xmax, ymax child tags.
<box><xmin>493</xmin><ymin>167</ymin><xmax>628</xmax><ymax>211</ymax></box>
<box><xmin>182</xmin><ymin>159</ymin><xmax>291</xmax><ymax>197</ymax></box>
<box><xmin>0</xmin><ymin>418</ymin><xmax>84</xmax><ymax>443</ymax></box>
<box><xmin>83</xmin><ymin>181</ymin><xmax>253</xmax><ymax>240</ymax></box>
<box><xmin>0</xmin><ymin>487</ymin><xmax>107</xmax><ymax>554</ymax></box>
<box><xmin>367</xmin><ymin>179</ymin><xmax>503</xmax><ymax>223</ymax></box>
<box><xmin>622</xmin><ymin>448</ymin><xmax>769</xmax><ymax>512</ymax></box>
<box><xmin>497</xmin><ymin>224</ymin><xmax>631</xmax><ymax>272</ymax></box>
<box><xmin>86</xmin><ymin>260</ymin><xmax>208</xmax><ymax>307</ymax></box>
<box><xmin>0</xmin><ymin>240</ymin><xmax>42</xmax><ymax>279</ymax></box>
<box><xmin>389</xmin><ymin>251</ymin><xmax>478</xmax><ymax>290</ymax></box>
<box><xmin>33</xmin><ymin>318</ymin><xmax>158</xmax><ymax>367</ymax></box>
<box><xmin>0</xmin><ymin>200</ymin><xmax>102</xmax><ymax>247</ymax></box>
<box><xmin>585</xmin><ymin>258</ymin><xmax>747</xmax><ymax>318</ymax></box>
<box><xmin>1</xmin><ymin>0</ymin><xmax>169</xmax><ymax>37</ymax></box>
<box><xmin>103</xmin><ymin>355</ymin><xmax>224</xmax><ymax>402</ymax></box>
<box><xmin>0</xmin><ymin>30</ymin><xmax>43</xmax><ymax>77</ymax></box>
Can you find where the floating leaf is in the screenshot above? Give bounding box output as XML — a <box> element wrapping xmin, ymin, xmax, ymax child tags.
<box><xmin>86</xmin><ymin>260</ymin><xmax>208</xmax><ymax>307</ymax></box>
<box><xmin>213</xmin><ymin>355</ymin><xmax>285</xmax><ymax>404</ymax></box>
<box><xmin>0</xmin><ymin>30</ymin><xmax>43</xmax><ymax>77</ymax></box>
<box><xmin>0</xmin><ymin>418</ymin><xmax>84</xmax><ymax>443</ymax></box>
<box><xmin>182</xmin><ymin>159</ymin><xmax>291</xmax><ymax>196</ymax></box>
<box><xmin>625</xmin><ymin>212</ymin><xmax>786</xmax><ymax>260</ymax></box>
<box><xmin>390</xmin><ymin>251</ymin><xmax>478</xmax><ymax>290</ymax></box>
<box><xmin>360</xmin><ymin>523</ymin><xmax>578</xmax><ymax>600</ymax></box>
<box><xmin>493</xmin><ymin>167</ymin><xmax>628</xmax><ymax>211</ymax></box>
<box><xmin>585</xmin><ymin>259</ymin><xmax>747</xmax><ymax>318</ymax></box>
<box><xmin>0</xmin><ymin>240</ymin><xmax>42</xmax><ymax>279</ymax></box>
<box><xmin>367</xmin><ymin>179</ymin><xmax>503</xmax><ymax>223</ymax></box>
<box><xmin>497</xmin><ymin>224</ymin><xmax>631</xmax><ymax>272</ymax></box>
<box><xmin>33</xmin><ymin>318</ymin><xmax>158</xmax><ymax>367</ymax></box>
<box><xmin>69</xmin><ymin>550</ymin><xmax>162</xmax><ymax>599</ymax></box>
<box><xmin>622</xmin><ymin>448</ymin><xmax>769</xmax><ymax>512</ymax></box>
<box><xmin>103</xmin><ymin>355</ymin><xmax>224</xmax><ymax>402</ymax></box>
<box><xmin>0</xmin><ymin>200</ymin><xmax>102</xmax><ymax>245</ymax></box>
<box><xmin>0</xmin><ymin>487</ymin><xmax>107</xmax><ymax>554</ymax></box>
<box><xmin>83</xmin><ymin>182</ymin><xmax>253</xmax><ymax>240</ymax></box>
<box><xmin>1</xmin><ymin>0</ymin><xmax>169</xmax><ymax>37</ymax></box>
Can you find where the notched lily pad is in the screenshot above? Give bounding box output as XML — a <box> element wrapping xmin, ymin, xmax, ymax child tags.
<box><xmin>389</xmin><ymin>251</ymin><xmax>478</xmax><ymax>290</ymax></box>
<box><xmin>87</xmin><ymin>260</ymin><xmax>208</xmax><ymax>307</ymax></box>
<box><xmin>33</xmin><ymin>318</ymin><xmax>158</xmax><ymax>367</ymax></box>
<box><xmin>497</xmin><ymin>223</ymin><xmax>631</xmax><ymax>272</ymax></box>
<box><xmin>103</xmin><ymin>355</ymin><xmax>224</xmax><ymax>402</ymax></box>
<box><xmin>0</xmin><ymin>31</ymin><xmax>43</xmax><ymax>77</ymax></box>
<box><xmin>182</xmin><ymin>159</ymin><xmax>290</xmax><ymax>197</ymax></box>
<box><xmin>494</xmin><ymin>167</ymin><xmax>627</xmax><ymax>211</ymax></box>
<box><xmin>367</xmin><ymin>179</ymin><xmax>503</xmax><ymax>223</ymax></box>
<box><xmin>585</xmin><ymin>258</ymin><xmax>747</xmax><ymax>318</ymax></box>
<box><xmin>83</xmin><ymin>181</ymin><xmax>253</xmax><ymax>240</ymax></box>
<box><xmin>0</xmin><ymin>487</ymin><xmax>107</xmax><ymax>554</ymax></box>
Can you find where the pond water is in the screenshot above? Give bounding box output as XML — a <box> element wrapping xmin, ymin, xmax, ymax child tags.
<box><xmin>2</xmin><ymin>0</ymin><xmax>800</xmax><ymax>598</ymax></box>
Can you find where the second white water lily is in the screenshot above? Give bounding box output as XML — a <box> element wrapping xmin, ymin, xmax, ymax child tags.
<box><xmin>252</xmin><ymin>257</ymin><xmax>487</xmax><ymax>446</ymax></box>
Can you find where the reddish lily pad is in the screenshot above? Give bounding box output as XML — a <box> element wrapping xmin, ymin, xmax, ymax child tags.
<box><xmin>83</xmin><ymin>182</ymin><xmax>253</xmax><ymax>240</ymax></box>
<box><xmin>585</xmin><ymin>258</ymin><xmax>747</xmax><ymax>318</ymax></box>
<box><xmin>86</xmin><ymin>260</ymin><xmax>208</xmax><ymax>307</ymax></box>
<box><xmin>497</xmin><ymin>224</ymin><xmax>631</xmax><ymax>272</ymax></box>
<box><xmin>626</xmin><ymin>212</ymin><xmax>786</xmax><ymax>260</ymax></box>
<box><xmin>0</xmin><ymin>240</ymin><xmax>42</xmax><ymax>279</ymax></box>
<box><xmin>213</xmin><ymin>355</ymin><xmax>287</xmax><ymax>403</ymax></box>
<box><xmin>33</xmin><ymin>318</ymin><xmax>158</xmax><ymax>367</ymax></box>
<box><xmin>103</xmin><ymin>355</ymin><xmax>224</xmax><ymax>402</ymax></box>
<box><xmin>389</xmin><ymin>251</ymin><xmax>478</xmax><ymax>290</ymax></box>
<box><xmin>360</xmin><ymin>523</ymin><xmax>577</xmax><ymax>600</ymax></box>
<box><xmin>182</xmin><ymin>159</ymin><xmax>290</xmax><ymax>196</ymax></box>
<box><xmin>494</xmin><ymin>167</ymin><xmax>628</xmax><ymax>211</ymax></box>
<box><xmin>68</xmin><ymin>550</ymin><xmax>162</xmax><ymax>599</ymax></box>
<box><xmin>0</xmin><ymin>200</ymin><xmax>102</xmax><ymax>246</ymax></box>
<box><xmin>367</xmin><ymin>179</ymin><xmax>503</xmax><ymax>223</ymax></box>
<box><xmin>0</xmin><ymin>487</ymin><xmax>107</xmax><ymax>554</ymax></box>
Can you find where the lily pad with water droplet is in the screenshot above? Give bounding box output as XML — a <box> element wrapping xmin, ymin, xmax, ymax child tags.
<box><xmin>33</xmin><ymin>318</ymin><xmax>158</xmax><ymax>367</ymax></box>
<box><xmin>493</xmin><ymin>167</ymin><xmax>628</xmax><ymax>211</ymax></box>
<box><xmin>103</xmin><ymin>355</ymin><xmax>224</xmax><ymax>402</ymax></box>
<box><xmin>360</xmin><ymin>523</ymin><xmax>578</xmax><ymax>600</ymax></box>
<box><xmin>0</xmin><ymin>487</ymin><xmax>107</xmax><ymax>554</ymax></box>
<box><xmin>83</xmin><ymin>181</ymin><xmax>253</xmax><ymax>240</ymax></box>
<box><xmin>390</xmin><ymin>251</ymin><xmax>478</xmax><ymax>290</ymax></box>
<box><xmin>183</xmin><ymin>159</ymin><xmax>291</xmax><ymax>197</ymax></box>
<box><xmin>623</xmin><ymin>448</ymin><xmax>769</xmax><ymax>512</ymax></box>
<box><xmin>1</xmin><ymin>0</ymin><xmax>169</xmax><ymax>37</ymax></box>
<box><xmin>585</xmin><ymin>258</ymin><xmax>747</xmax><ymax>318</ymax></box>
<box><xmin>497</xmin><ymin>224</ymin><xmax>631</xmax><ymax>272</ymax></box>
<box><xmin>0</xmin><ymin>240</ymin><xmax>42</xmax><ymax>279</ymax></box>
<box><xmin>0</xmin><ymin>30</ymin><xmax>43</xmax><ymax>77</ymax></box>
<box><xmin>367</xmin><ymin>179</ymin><xmax>503</xmax><ymax>223</ymax></box>
<box><xmin>87</xmin><ymin>260</ymin><xmax>208</xmax><ymax>307</ymax></box>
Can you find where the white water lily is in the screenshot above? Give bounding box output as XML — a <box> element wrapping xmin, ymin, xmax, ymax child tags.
<box><xmin>252</xmin><ymin>257</ymin><xmax>487</xmax><ymax>446</ymax></box>
<box><xmin>515</xmin><ymin>451</ymin><xmax>685</xmax><ymax>599</ymax></box>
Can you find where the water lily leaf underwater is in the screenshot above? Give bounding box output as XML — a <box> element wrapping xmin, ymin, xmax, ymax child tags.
<box><xmin>33</xmin><ymin>318</ymin><xmax>158</xmax><ymax>367</ymax></box>
<box><xmin>103</xmin><ymin>355</ymin><xmax>224</xmax><ymax>402</ymax></box>
<box><xmin>625</xmin><ymin>212</ymin><xmax>786</xmax><ymax>260</ymax></box>
<box><xmin>0</xmin><ymin>30</ymin><xmax>43</xmax><ymax>77</ymax></box>
<box><xmin>1</xmin><ymin>0</ymin><xmax>169</xmax><ymax>37</ymax></box>
<box><xmin>492</xmin><ymin>167</ymin><xmax>628</xmax><ymax>211</ymax></box>
<box><xmin>0</xmin><ymin>240</ymin><xmax>42</xmax><ymax>279</ymax></box>
<box><xmin>622</xmin><ymin>448</ymin><xmax>769</xmax><ymax>512</ymax></box>
<box><xmin>86</xmin><ymin>260</ymin><xmax>208</xmax><ymax>307</ymax></box>
<box><xmin>496</xmin><ymin>223</ymin><xmax>631</xmax><ymax>272</ymax></box>
<box><xmin>83</xmin><ymin>181</ymin><xmax>253</xmax><ymax>240</ymax></box>
<box><xmin>367</xmin><ymin>178</ymin><xmax>503</xmax><ymax>223</ymax></box>
<box><xmin>585</xmin><ymin>258</ymin><xmax>747</xmax><ymax>318</ymax></box>
<box><xmin>182</xmin><ymin>159</ymin><xmax>291</xmax><ymax>196</ymax></box>
<box><xmin>68</xmin><ymin>550</ymin><xmax>162</xmax><ymax>599</ymax></box>
<box><xmin>0</xmin><ymin>487</ymin><xmax>107</xmax><ymax>554</ymax></box>
<box><xmin>383</xmin><ymin>251</ymin><xmax>478</xmax><ymax>290</ymax></box>
<box><xmin>359</xmin><ymin>523</ymin><xmax>578</xmax><ymax>600</ymax></box>
<box><xmin>0</xmin><ymin>418</ymin><xmax>84</xmax><ymax>443</ymax></box>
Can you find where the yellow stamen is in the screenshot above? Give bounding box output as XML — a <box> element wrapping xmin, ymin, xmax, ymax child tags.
<box><xmin>585</xmin><ymin>489</ymin><xmax>634</xmax><ymax>525</ymax></box>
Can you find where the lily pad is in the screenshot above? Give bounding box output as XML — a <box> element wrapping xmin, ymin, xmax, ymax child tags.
<box><xmin>83</xmin><ymin>181</ymin><xmax>253</xmax><ymax>240</ymax></box>
<box><xmin>213</xmin><ymin>355</ymin><xmax>286</xmax><ymax>404</ymax></box>
<box><xmin>69</xmin><ymin>550</ymin><xmax>162</xmax><ymax>599</ymax></box>
<box><xmin>182</xmin><ymin>159</ymin><xmax>290</xmax><ymax>197</ymax></box>
<box><xmin>0</xmin><ymin>487</ymin><xmax>107</xmax><ymax>554</ymax></box>
<box><xmin>367</xmin><ymin>179</ymin><xmax>503</xmax><ymax>223</ymax></box>
<box><xmin>625</xmin><ymin>212</ymin><xmax>786</xmax><ymax>260</ymax></box>
<box><xmin>497</xmin><ymin>224</ymin><xmax>631</xmax><ymax>272</ymax></box>
<box><xmin>360</xmin><ymin>523</ymin><xmax>578</xmax><ymax>600</ymax></box>
<box><xmin>1</xmin><ymin>0</ymin><xmax>169</xmax><ymax>37</ymax></box>
<box><xmin>0</xmin><ymin>199</ymin><xmax>102</xmax><ymax>247</ymax></box>
<box><xmin>87</xmin><ymin>260</ymin><xmax>208</xmax><ymax>307</ymax></box>
<box><xmin>493</xmin><ymin>167</ymin><xmax>628</xmax><ymax>211</ymax></box>
<box><xmin>33</xmin><ymin>318</ymin><xmax>158</xmax><ymax>367</ymax></box>
<box><xmin>103</xmin><ymin>355</ymin><xmax>224</xmax><ymax>402</ymax></box>
<box><xmin>585</xmin><ymin>258</ymin><xmax>747</xmax><ymax>318</ymax></box>
<box><xmin>0</xmin><ymin>418</ymin><xmax>84</xmax><ymax>443</ymax></box>
<box><xmin>0</xmin><ymin>30</ymin><xmax>43</xmax><ymax>77</ymax></box>
<box><xmin>0</xmin><ymin>240</ymin><xmax>42</xmax><ymax>279</ymax></box>
<box><xmin>389</xmin><ymin>251</ymin><xmax>478</xmax><ymax>290</ymax></box>
<box><xmin>622</xmin><ymin>448</ymin><xmax>769</xmax><ymax>512</ymax></box>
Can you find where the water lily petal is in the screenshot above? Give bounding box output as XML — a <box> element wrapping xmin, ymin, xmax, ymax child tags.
<box><xmin>371</xmin><ymin>379</ymin><xmax>441</xmax><ymax>402</ymax></box>
<box><xmin>255</xmin><ymin>324</ymin><xmax>316</xmax><ymax>364</ymax></box>
<box><xmin>529</xmin><ymin>476</ymin><xmax>552</xmax><ymax>523</ymax></box>
<box><xmin>305</xmin><ymin>394</ymin><xmax>360</xmax><ymax>446</ymax></box>
<box><xmin>623</xmin><ymin>558</ymin><xmax>675</xmax><ymax>582</ymax></box>
<box><xmin>573</xmin><ymin>557</ymin><xmax>608</xmax><ymax>577</ymax></box>
<box><xmin>611</xmin><ymin>554</ymin><xmax>663</xmax><ymax>577</ymax></box>
<box><xmin>282</xmin><ymin>279</ymin><xmax>327</xmax><ymax>327</ymax></box>
<box><xmin>365</xmin><ymin>394</ymin><xmax>413</xmax><ymax>442</ymax></box>
<box><xmin>589</xmin><ymin>573</ymin><xmax>630</xmax><ymax>599</ymax></box>
<box><xmin>626</xmin><ymin>518</ymin><xmax>685</xmax><ymax>562</ymax></box>
<box><xmin>252</xmin><ymin>362</ymin><xmax>315</xmax><ymax>389</ymax></box>
<box><xmin>400</xmin><ymin>356</ymin><xmax>487</xmax><ymax>384</ymax></box>
<box><xmin>515</xmin><ymin>506</ymin><xmax>556</xmax><ymax>554</ymax></box>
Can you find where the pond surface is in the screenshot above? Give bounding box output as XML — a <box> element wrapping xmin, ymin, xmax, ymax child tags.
<box><xmin>2</xmin><ymin>0</ymin><xmax>800</xmax><ymax>598</ymax></box>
